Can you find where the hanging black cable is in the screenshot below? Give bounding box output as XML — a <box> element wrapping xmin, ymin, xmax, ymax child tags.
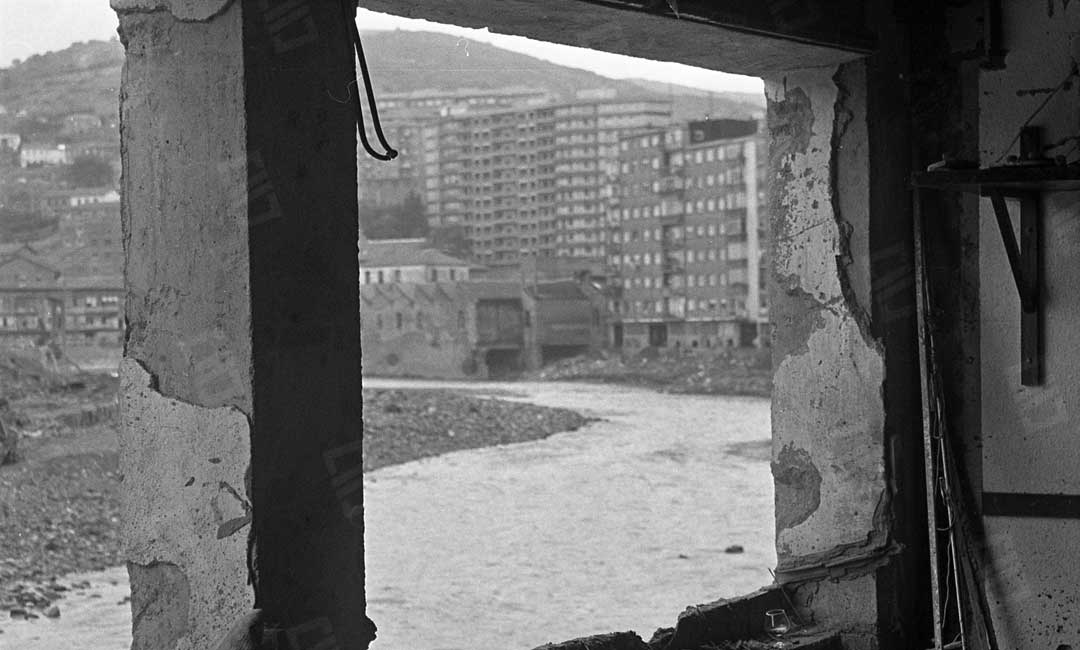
<box><xmin>340</xmin><ymin>0</ymin><xmax>397</xmax><ymax>161</ymax></box>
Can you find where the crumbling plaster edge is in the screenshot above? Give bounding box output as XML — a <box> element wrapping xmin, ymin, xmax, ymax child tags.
<box><xmin>118</xmin><ymin>356</ymin><xmax>255</xmax><ymax>648</ymax></box>
<box><xmin>767</xmin><ymin>66</ymin><xmax>890</xmax><ymax>573</ymax></box>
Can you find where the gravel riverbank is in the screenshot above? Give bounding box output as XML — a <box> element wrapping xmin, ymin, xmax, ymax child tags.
<box><xmin>0</xmin><ymin>386</ymin><xmax>592</xmax><ymax>622</ymax></box>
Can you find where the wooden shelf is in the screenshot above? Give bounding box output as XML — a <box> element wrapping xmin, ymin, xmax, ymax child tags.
<box><xmin>912</xmin><ymin>164</ymin><xmax>1080</xmax><ymax>193</ymax></box>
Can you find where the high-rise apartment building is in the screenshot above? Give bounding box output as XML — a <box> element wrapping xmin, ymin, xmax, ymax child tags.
<box><xmin>606</xmin><ymin>119</ymin><xmax>768</xmax><ymax>349</ymax></box>
<box><xmin>357</xmin><ymin>88</ymin><xmax>552</xmax><ymax>212</ymax></box>
<box><xmin>420</xmin><ymin>103</ymin><xmax>559</xmax><ymax>267</ymax></box>
<box><xmin>552</xmin><ymin>99</ymin><xmax>670</xmax><ymax>271</ymax></box>
<box><xmin>420</xmin><ymin>96</ymin><xmax>670</xmax><ymax>272</ymax></box>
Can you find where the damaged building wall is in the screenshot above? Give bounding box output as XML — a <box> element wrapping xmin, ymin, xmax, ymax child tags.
<box><xmin>359</xmin><ymin>283</ymin><xmax>479</xmax><ymax>378</ymax></box>
<box><xmin>765</xmin><ymin>65</ymin><xmax>888</xmax><ymax>649</ymax></box>
<box><xmin>976</xmin><ymin>3</ymin><xmax>1080</xmax><ymax>646</ymax></box>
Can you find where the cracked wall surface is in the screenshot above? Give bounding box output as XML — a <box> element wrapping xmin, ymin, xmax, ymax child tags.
<box><xmin>765</xmin><ymin>68</ymin><xmax>887</xmax><ymax>595</ymax></box>
<box><xmin>120</xmin><ymin>359</ymin><xmax>252</xmax><ymax>649</ymax></box>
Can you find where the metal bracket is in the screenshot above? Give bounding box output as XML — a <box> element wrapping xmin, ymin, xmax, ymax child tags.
<box><xmin>984</xmin><ymin>189</ymin><xmax>1041</xmax><ymax>385</ymax></box>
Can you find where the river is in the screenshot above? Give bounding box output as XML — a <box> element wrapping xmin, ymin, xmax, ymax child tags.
<box><xmin>1</xmin><ymin>380</ymin><xmax>774</xmax><ymax>650</ymax></box>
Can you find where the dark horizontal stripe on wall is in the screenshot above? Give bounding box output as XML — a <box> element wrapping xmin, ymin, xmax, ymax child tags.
<box><xmin>982</xmin><ymin>492</ymin><xmax>1080</xmax><ymax>519</ymax></box>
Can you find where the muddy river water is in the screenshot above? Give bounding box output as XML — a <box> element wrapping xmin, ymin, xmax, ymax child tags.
<box><xmin>2</xmin><ymin>379</ymin><xmax>774</xmax><ymax>650</ymax></box>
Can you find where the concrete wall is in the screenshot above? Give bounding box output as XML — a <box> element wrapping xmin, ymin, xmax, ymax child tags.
<box><xmin>765</xmin><ymin>65</ymin><xmax>887</xmax><ymax>648</ymax></box>
<box><xmin>977</xmin><ymin>5</ymin><xmax>1080</xmax><ymax>646</ymax></box>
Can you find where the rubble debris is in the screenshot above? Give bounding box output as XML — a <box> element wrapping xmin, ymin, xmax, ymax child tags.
<box><xmin>531</xmin><ymin>348</ymin><xmax>771</xmax><ymax>397</ymax></box>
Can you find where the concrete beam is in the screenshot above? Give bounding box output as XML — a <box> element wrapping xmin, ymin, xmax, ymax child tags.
<box><xmin>356</xmin><ymin>0</ymin><xmax>867</xmax><ymax>77</ymax></box>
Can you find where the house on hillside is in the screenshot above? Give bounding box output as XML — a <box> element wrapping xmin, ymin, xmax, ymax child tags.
<box><xmin>0</xmin><ymin>253</ymin><xmax>63</xmax><ymax>335</ymax></box>
<box><xmin>19</xmin><ymin>143</ymin><xmax>72</xmax><ymax>167</ymax></box>
<box><xmin>0</xmin><ymin>133</ymin><xmax>21</xmax><ymax>162</ymax></box>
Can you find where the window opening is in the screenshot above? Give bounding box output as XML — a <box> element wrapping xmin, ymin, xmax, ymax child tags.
<box><xmin>355</xmin><ymin>11</ymin><xmax>773</xmax><ymax>650</ymax></box>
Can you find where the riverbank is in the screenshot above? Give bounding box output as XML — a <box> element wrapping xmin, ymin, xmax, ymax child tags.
<box><xmin>363</xmin><ymin>388</ymin><xmax>593</xmax><ymax>471</ymax></box>
<box><xmin>0</xmin><ymin>386</ymin><xmax>591</xmax><ymax>621</ymax></box>
<box><xmin>531</xmin><ymin>347</ymin><xmax>772</xmax><ymax>397</ymax></box>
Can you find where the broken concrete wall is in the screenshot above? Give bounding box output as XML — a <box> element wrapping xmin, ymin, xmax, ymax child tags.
<box><xmin>976</xmin><ymin>3</ymin><xmax>1080</xmax><ymax>646</ymax></box>
<box><xmin>765</xmin><ymin>65</ymin><xmax>887</xmax><ymax>648</ymax></box>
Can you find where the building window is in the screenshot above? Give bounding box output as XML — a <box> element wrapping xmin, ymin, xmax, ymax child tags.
<box><xmin>396</xmin><ymin>312</ymin><xmax>403</xmax><ymax>329</ymax></box>
<box><xmin>394</xmin><ymin>269</ymin><xmax>402</xmax><ymax>282</ymax></box>
<box><xmin>377</xmin><ymin>270</ymin><xmax>384</xmax><ymax>284</ymax></box>
<box><xmin>429</xmin><ymin>268</ymin><xmax>438</xmax><ymax>282</ymax></box>
<box><xmin>450</xmin><ymin>269</ymin><xmax>457</xmax><ymax>281</ymax></box>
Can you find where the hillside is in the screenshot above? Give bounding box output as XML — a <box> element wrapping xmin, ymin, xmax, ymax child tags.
<box><xmin>0</xmin><ymin>39</ymin><xmax>124</xmax><ymax>120</ymax></box>
<box><xmin>360</xmin><ymin>31</ymin><xmax>763</xmax><ymax>120</ymax></box>
<box><xmin>0</xmin><ymin>31</ymin><xmax>762</xmax><ymax>126</ymax></box>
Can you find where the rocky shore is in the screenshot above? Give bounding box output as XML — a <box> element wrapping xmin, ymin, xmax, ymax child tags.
<box><xmin>0</xmin><ymin>383</ymin><xmax>591</xmax><ymax>623</ymax></box>
<box><xmin>363</xmin><ymin>388</ymin><xmax>593</xmax><ymax>471</ymax></box>
<box><xmin>532</xmin><ymin>347</ymin><xmax>772</xmax><ymax>397</ymax></box>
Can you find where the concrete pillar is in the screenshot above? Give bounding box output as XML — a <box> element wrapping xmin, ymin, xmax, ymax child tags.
<box><xmin>115</xmin><ymin>1</ymin><xmax>371</xmax><ymax>647</ymax></box>
<box><xmin>765</xmin><ymin>65</ymin><xmax>889</xmax><ymax>650</ymax></box>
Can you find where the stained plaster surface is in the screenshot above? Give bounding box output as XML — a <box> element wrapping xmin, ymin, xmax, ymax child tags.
<box><xmin>765</xmin><ymin>71</ymin><xmax>886</xmax><ymax>570</ymax></box>
<box><xmin>977</xmin><ymin>4</ymin><xmax>1080</xmax><ymax>646</ymax></box>
<box><xmin>119</xmin><ymin>358</ymin><xmax>252</xmax><ymax>649</ymax></box>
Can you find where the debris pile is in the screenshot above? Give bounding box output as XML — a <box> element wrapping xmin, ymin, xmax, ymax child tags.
<box><xmin>533</xmin><ymin>347</ymin><xmax>772</xmax><ymax>397</ymax></box>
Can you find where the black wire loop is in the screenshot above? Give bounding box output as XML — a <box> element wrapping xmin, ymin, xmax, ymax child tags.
<box><xmin>341</xmin><ymin>0</ymin><xmax>398</xmax><ymax>162</ymax></box>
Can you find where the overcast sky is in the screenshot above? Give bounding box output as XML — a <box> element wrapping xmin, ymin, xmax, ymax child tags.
<box><xmin>0</xmin><ymin>2</ymin><xmax>763</xmax><ymax>94</ymax></box>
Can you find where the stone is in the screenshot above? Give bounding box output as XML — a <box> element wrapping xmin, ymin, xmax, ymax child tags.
<box><xmin>725</xmin><ymin>544</ymin><xmax>745</xmax><ymax>554</ymax></box>
<box><xmin>44</xmin><ymin>605</ymin><xmax>60</xmax><ymax>618</ymax></box>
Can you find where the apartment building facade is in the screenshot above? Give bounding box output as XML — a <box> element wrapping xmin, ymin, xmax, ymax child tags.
<box><xmin>607</xmin><ymin>119</ymin><xmax>767</xmax><ymax>349</ymax></box>
<box><xmin>357</xmin><ymin>88</ymin><xmax>552</xmax><ymax>212</ymax></box>
<box><xmin>420</xmin><ymin>103</ymin><xmax>561</xmax><ymax>267</ymax></box>
<box><xmin>419</xmin><ymin>96</ymin><xmax>670</xmax><ymax>272</ymax></box>
<box><xmin>552</xmin><ymin>98</ymin><xmax>670</xmax><ymax>271</ymax></box>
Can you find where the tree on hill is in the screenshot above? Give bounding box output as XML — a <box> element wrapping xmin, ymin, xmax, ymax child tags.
<box><xmin>64</xmin><ymin>155</ymin><xmax>114</xmax><ymax>188</ymax></box>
